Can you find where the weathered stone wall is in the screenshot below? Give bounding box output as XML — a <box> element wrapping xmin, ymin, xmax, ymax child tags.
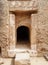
<box><xmin>8</xmin><ymin>0</ymin><xmax>48</xmax><ymax>56</ymax></box>
<box><xmin>0</xmin><ymin>0</ymin><xmax>48</xmax><ymax>57</ymax></box>
<box><xmin>0</xmin><ymin>0</ymin><xmax>9</xmax><ymax>57</ymax></box>
<box><xmin>15</xmin><ymin>14</ymin><xmax>31</xmax><ymax>29</ymax></box>
<box><xmin>37</xmin><ymin>0</ymin><xmax>48</xmax><ymax>56</ymax></box>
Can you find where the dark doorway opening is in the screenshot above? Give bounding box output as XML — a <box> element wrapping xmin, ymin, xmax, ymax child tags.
<box><xmin>17</xmin><ymin>26</ymin><xmax>30</xmax><ymax>49</ymax></box>
<box><xmin>17</xmin><ymin>26</ymin><xmax>30</xmax><ymax>42</ymax></box>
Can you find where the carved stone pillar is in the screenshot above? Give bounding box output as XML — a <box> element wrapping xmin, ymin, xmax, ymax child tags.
<box><xmin>9</xmin><ymin>13</ymin><xmax>16</xmax><ymax>50</ymax></box>
<box><xmin>31</xmin><ymin>14</ymin><xmax>38</xmax><ymax>56</ymax></box>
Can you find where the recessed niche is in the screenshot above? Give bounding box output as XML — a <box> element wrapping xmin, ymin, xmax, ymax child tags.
<box><xmin>16</xmin><ymin>26</ymin><xmax>30</xmax><ymax>49</ymax></box>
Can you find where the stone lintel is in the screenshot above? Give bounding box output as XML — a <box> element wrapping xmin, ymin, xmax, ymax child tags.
<box><xmin>9</xmin><ymin>0</ymin><xmax>38</xmax><ymax>14</ymax></box>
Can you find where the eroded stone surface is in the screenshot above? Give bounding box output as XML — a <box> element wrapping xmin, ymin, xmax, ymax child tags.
<box><xmin>9</xmin><ymin>0</ymin><xmax>38</xmax><ymax>11</ymax></box>
<box><xmin>0</xmin><ymin>0</ymin><xmax>9</xmax><ymax>57</ymax></box>
<box><xmin>0</xmin><ymin>0</ymin><xmax>48</xmax><ymax>57</ymax></box>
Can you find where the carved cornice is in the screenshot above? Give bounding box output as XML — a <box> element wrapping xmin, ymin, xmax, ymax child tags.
<box><xmin>9</xmin><ymin>0</ymin><xmax>38</xmax><ymax>12</ymax></box>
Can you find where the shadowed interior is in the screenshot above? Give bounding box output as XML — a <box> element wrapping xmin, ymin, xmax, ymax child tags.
<box><xmin>16</xmin><ymin>26</ymin><xmax>30</xmax><ymax>49</ymax></box>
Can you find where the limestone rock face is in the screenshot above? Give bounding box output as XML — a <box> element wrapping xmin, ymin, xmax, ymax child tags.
<box><xmin>0</xmin><ymin>0</ymin><xmax>48</xmax><ymax>57</ymax></box>
<box><xmin>0</xmin><ymin>0</ymin><xmax>9</xmax><ymax>57</ymax></box>
<box><xmin>37</xmin><ymin>0</ymin><xmax>48</xmax><ymax>56</ymax></box>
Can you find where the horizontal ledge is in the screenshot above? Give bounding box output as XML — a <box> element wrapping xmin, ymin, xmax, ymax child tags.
<box><xmin>10</xmin><ymin>9</ymin><xmax>38</xmax><ymax>14</ymax></box>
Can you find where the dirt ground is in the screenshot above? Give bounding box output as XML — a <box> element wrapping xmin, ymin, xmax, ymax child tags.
<box><xmin>0</xmin><ymin>57</ymin><xmax>48</xmax><ymax>65</ymax></box>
